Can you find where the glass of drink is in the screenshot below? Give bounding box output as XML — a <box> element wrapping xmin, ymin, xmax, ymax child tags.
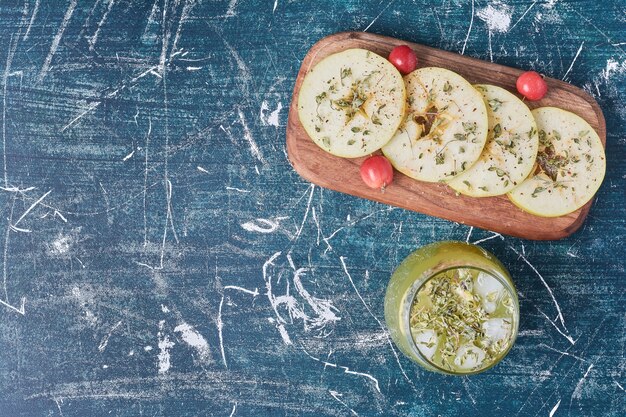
<box><xmin>384</xmin><ymin>241</ymin><xmax>519</xmax><ymax>375</ymax></box>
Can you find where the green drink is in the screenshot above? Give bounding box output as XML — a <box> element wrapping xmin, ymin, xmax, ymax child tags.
<box><xmin>384</xmin><ymin>241</ymin><xmax>519</xmax><ymax>375</ymax></box>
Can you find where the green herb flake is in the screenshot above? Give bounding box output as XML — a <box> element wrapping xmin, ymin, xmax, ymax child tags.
<box><xmin>443</xmin><ymin>81</ymin><xmax>453</xmax><ymax>93</ymax></box>
<box><xmin>531</xmin><ymin>186</ymin><xmax>546</xmax><ymax>198</ymax></box>
<box><xmin>427</xmin><ymin>88</ymin><xmax>436</xmax><ymax>104</ymax></box>
<box><xmin>463</xmin><ymin>122</ymin><xmax>477</xmax><ymax>134</ymax></box>
<box><xmin>315</xmin><ymin>92</ymin><xmax>327</xmax><ymax>104</ymax></box>
<box><xmin>351</xmin><ymin>127</ymin><xmax>361</xmax><ymax>133</ymax></box>
<box><xmin>493</xmin><ymin>123</ymin><xmax>502</xmax><ymax>139</ymax></box>
<box><xmin>340</xmin><ymin>67</ymin><xmax>352</xmax><ymax>81</ymax></box>
<box><xmin>488</xmin><ymin>98</ymin><xmax>504</xmax><ymax>112</ymax></box>
<box><xmin>488</xmin><ymin>166</ymin><xmax>507</xmax><ymax>177</ymax></box>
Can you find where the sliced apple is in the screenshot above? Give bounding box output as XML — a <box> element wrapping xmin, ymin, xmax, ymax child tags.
<box><xmin>508</xmin><ymin>107</ymin><xmax>606</xmax><ymax>217</ymax></box>
<box><xmin>297</xmin><ymin>48</ymin><xmax>406</xmax><ymax>158</ymax></box>
<box><xmin>448</xmin><ymin>84</ymin><xmax>539</xmax><ymax>196</ymax></box>
<box><xmin>381</xmin><ymin>67</ymin><xmax>488</xmax><ymax>182</ymax></box>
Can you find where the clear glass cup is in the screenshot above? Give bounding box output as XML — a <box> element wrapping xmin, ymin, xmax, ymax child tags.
<box><xmin>384</xmin><ymin>241</ymin><xmax>519</xmax><ymax>375</ymax></box>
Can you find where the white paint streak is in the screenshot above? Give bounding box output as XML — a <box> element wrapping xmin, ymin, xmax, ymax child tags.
<box><xmin>229</xmin><ymin>402</ymin><xmax>237</xmax><ymax>417</ymax></box>
<box><xmin>0</xmin><ymin>297</ymin><xmax>25</xmax><ymax>315</ymax></box>
<box><xmin>13</xmin><ymin>189</ymin><xmax>52</xmax><ymax>229</ymax></box>
<box><xmin>509</xmin><ymin>245</ymin><xmax>569</xmax><ymax>335</ymax></box>
<box><xmin>536</xmin><ymin>308</ymin><xmax>576</xmax><ymax>345</ymax></box>
<box><xmin>465</xmin><ymin>226</ymin><xmax>473</xmax><ymax>243</ymax></box>
<box><xmin>339</xmin><ymin>257</ymin><xmax>414</xmax><ymax>388</ymax></box>
<box><xmin>226</xmin><ymin>0</ymin><xmax>239</xmax><ymax>16</ymax></box>
<box><xmin>462</xmin><ymin>377</ymin><xmax>477</xmax><ymax>405</ymax></box>
<box><xmin>302</xmin><ymin>346</ymin><xmax>380</xmax><ymax>393</ymax></box>
<box><xmin>363</xmin><ymin>0</ymin><xmax>397</xmax><ymax>32</ymax></box>
<box><xmin>461</xmin><ymin>0</ymin><xmax>475</xmax><ymax>54</ymax></box>
<box><xmin>549</xmin><ymin>399</ymin><xmax>561</xmax><ymax>417</ymax></box>
<box><xmin>276</xmin><ymin>321</ymin><xmax>292</xmax><ymax>345</ymax></box>
<box><xmin>172</xmin><ymin>0</ymin><xmax>196</xmax><ymax>54</ymax></box>
<box><xmin>157</xmin><ymin>321</ymin><xmax>174</xmax><ymax>374</ymax></box>
<box><xmin>473</xmin><ymin>232</ymin><xmax>503</xmax><ymax>245</ymax></box>
<box><xmin>272</xmin><ymin>0</ymin><xmax>278</xmax><ymax>13</ymax></box>
<box><xmin>98</xmin><ymin>320</ymin><xmax>123</xmax><ymax>352</ymax></box>
<box><xmin>196</xmin><ymin>166</ymin><xmax>209</xmax><ymax>173</ymax></box>
<box><xmin>292</xmin><ymin>268</ymin><xmax>340</xmax><ymax>331</ymax></box>
<box><xmin>562</xmin><ymin>42</ymin><xmax>585</xmax><ymax>80</ymax></box>
<box><xmin>263</xmin><ymin>252</ymin><xmax>339</xmax><ymax>343</ymax></box>
<box><xmin>37</xmin><ymin>0</ymin><xmax>78</xmax><ymax>84</ymax></box>
<box><xmin>260</xmin><ymin>100</ymin><xmax>283</xmax><ymax>127</ymax></box>
<box><xmin>323</xmin><ymin>206</ymin><xmax>396</xmax><ymax>253</ymax></box>
<box><xmin>122</xmin><ymin>150</ymin><xmax>134</xmax><ymax>161</ymax></box>
<box><xmin>88</xmin><ymin>0</ymin><xmax>115</xmax><ymax>51</ymax></box>
<box><xmin>23</xmin><ymin>0</ymin><xmax>41</xmax><ymax>40</ymax></box>
<box><xmin>477</xmin><ymin>2</ymin><xmax>512</xmax><ymax>33</ymax></box>
<box><xmin>3</xmin><ymin>35</ymin><xmax>20</xmax><ymax>189</ymax></box>
<box><xmin>224</xmin><ymin>285</ymin><xmax>259</xmax><ymax>297</ymax></box>
<box><xmin>61</xmin><ymin>52</ymin><xmax>181</xmax><ymax>132</ymax></box>
<box><xmin>267</xmin><ymin>102</ymin><xmax>282</xmax><ymax>127</ymax></box>
<box><xmin>174</xmin><ymin>322</ymin><xmax>211</xmax><ymax>362</ymax></box>
<box><xmin>237</xmin><ymin>108</ymin><xmax>265</xmax><ymax>163</ymax></box>
<box><xmin>219</xmin><ymin>284</ymin><xmax>259</xmax><ymax>367</ymax></box>
<box><xmin>509</xmin><ymin>0</ymin><xmax>538</xmax><ymax>32</ymax></box>
<box><xmin>217</xmin><ymin>294</ymin><xmax>227</xmax><ymax>367</ymax></box>
<box><xmin>571</xmin><ymin>364</ymin><xmax>594</xmax><ymax>399</ymax></box>
<box><xmin>54</xmin><ymin>397</ymin><xmax>64</xmax><ymax>416</ymax></box>
<box><xmin>263</xmin><ymin>252</ymin><xmax>292</xmax><ymax>345</ymax></box>
<box><xmin>225</xmin><ymin>186</ymin><xmax>249</xmax><ymax>193</ymax></box>
<box><xmin>329</xmin><ymin>390</ymin><xmax>359</xmax><ymax>416</ymax></box>
<box><xmin>241</xmin><ymin>218</ymin><xmax>280</xmax><ymax>234</ymax></box>
<box><xmin>601</xmin><ymin>58</ymin><xmax>625</xmax><ymax>81</ymax></box>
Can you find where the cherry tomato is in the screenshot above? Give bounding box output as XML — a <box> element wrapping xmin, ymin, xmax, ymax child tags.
<box><xmin>360</xmin><ymin>155</ymin><xmax>394</xmax><ymax>191</ymax></box>
<box><xmin>516</xmin><ymin>71</ymin><xmax>548</xmax><ymax>101</ymax></box>
<box><xmin>388</xmin><ymin>45</ymin><xmax>418</xmax><ymax>75</ymax></box>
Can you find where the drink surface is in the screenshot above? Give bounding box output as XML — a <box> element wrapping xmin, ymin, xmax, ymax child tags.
<box><xmin>410</xmin><ymin>267</ymin><xmax>515</xmax><ymax>373</ymax></box>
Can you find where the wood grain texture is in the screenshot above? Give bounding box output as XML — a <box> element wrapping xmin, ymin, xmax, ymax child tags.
<box><xmin>287</xmin><ymin>32</ymin><xmax>606</xmax><ymax>240</ymax></box>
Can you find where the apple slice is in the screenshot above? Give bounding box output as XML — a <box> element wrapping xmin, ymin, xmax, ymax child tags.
<box><xmin>448</xmin><ymin>84</ymin><xmax>539</xmax><ymax>197</ymax></box>
<box><xmin>508</xmin><ymin>107</ymin><xmax>606</xmax><ymax>217</ymax></box>
<box><xmin>297</xmin><ymin>48</ymin><xmax>406</xmax><ymax>158</ymax></box>
<box><xmin>381</xmin><ymin>67</ymin><xmax>488</xmax><ymax>182</ymax></box>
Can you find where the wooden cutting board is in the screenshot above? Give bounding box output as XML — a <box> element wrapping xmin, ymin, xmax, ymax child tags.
<box><xmin>286</xmin><ymin>32</ymin><xmax>606</xmax><ymax>241</ymax></box>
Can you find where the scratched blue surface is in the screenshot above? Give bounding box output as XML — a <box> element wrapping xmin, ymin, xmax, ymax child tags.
<box><xmin>0</xmin><ymin>1</ymin><xmax>624</xmax><ymax>416</ymax></box>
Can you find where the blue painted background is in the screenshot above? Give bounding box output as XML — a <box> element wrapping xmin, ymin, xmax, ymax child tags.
<box><xmin>0</xmin><ymin>1</ymin><xmax>624</xmax><ymax>416</ymax></box>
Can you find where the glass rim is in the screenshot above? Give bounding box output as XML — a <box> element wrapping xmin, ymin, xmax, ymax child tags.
<box><xmin>403</xmin><ymin>264</ymin><xmax>520</xmax><ymax>376</ymax></box>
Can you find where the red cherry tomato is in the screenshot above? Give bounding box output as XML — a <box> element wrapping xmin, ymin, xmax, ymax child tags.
<box><xmin>388</xmin><ymin>45</ymin><xmax>418</xmax><ymax>75</ymax></box>
<box><xmin>516</xmin><ymin>71</ymin><xmax>548</xmax><ymax>101</ymax></box>
<box><xmin>360</xmin><ymin>155</ymin><xmax>394</xmax><ymax>191</ymax></box>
